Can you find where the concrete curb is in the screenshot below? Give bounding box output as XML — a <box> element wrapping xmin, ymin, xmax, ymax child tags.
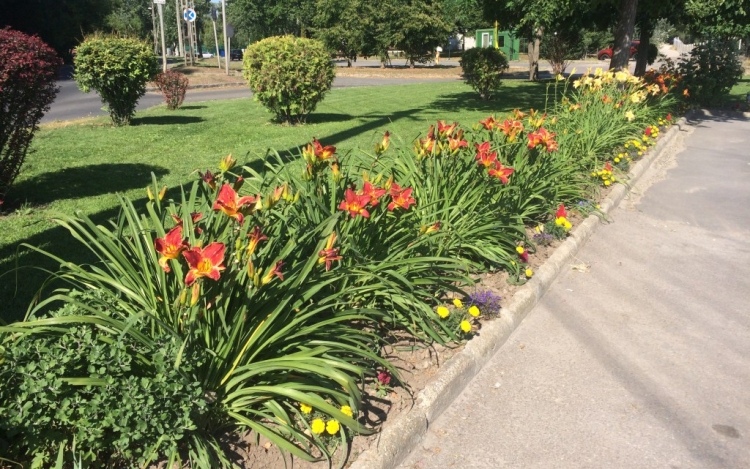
<box><xmin>350</xmin><ymin>116</ymin><xmax>690</xmax><ymax>469</ymax></box>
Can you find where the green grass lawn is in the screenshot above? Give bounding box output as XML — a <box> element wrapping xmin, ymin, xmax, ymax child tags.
<box><xmin>0</xmin><ymin>79</ymin><xmax>555</xmax><ymax>322</ymax></box>
<box><xmin>729</xmin><ymin>76</ymin><xmax>750</xmax><ymax>102</ymax></box>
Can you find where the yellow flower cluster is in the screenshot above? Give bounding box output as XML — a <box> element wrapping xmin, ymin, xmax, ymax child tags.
<box><xmin>436</xmin><ymin>302</ymin><xmax>479</xmax><ymax>335</ymax></box>
<box><xmin>624</xmin><ymin>138</ymin><xmax>645</xmax><ymax>156</ymax></box>
<box><xmin>613</xmin><ymin>152</ymin><xmax>633</xmax><ymax>165</ymax></box>
<box><xmin>300</xmin><ymin>403</ymin><xmax>352</xmax><ymax>436</ymax></box>
<box><xmin>555</xmin><ymin>216</ymin><xmax>573</xmax><ymax>230</ymax></box>
<box><xmin>572</xmin><ymin>68</ymin><xmax>642</xmax><ymax>90</ymax></box>
<box><xmin>590</xmin><ymin>165</ymin><xmax>616</xmax><ymax>186</ymax></box>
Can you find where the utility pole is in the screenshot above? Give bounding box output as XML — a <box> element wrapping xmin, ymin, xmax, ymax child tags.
<box><xmin>175</xmin><ymin>0</ymin><xmax>184</xmax><ymax>59</ymax></box>
<box><xmin>211</xmin><ymin>7</ymin><xmax>221</xmax><ymax>69</ymax></box>
<box><xmin>222</xmin><ymin>0</ymin><xmax>229</xmax><ymax>75</ymax></box>
<box><xmin>157</xmin><ymin>1</ymin><xmax>167</xmax><ymax>72</ymax></box>
<box><xmin>151</xmin><ymin>5</ymin><xmax>158</xmax><ymax>54</ymax></box>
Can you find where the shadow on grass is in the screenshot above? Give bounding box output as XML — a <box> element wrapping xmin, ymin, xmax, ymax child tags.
<box><xmin>132</xmin><ymin>115</ymin><xmax>205</xmax><ymax>125</ymax></box>
<box><xmin>305</xmin><ymin>113</ymin><xmax>354</xmax><ymax>124</ymax></box>
<box><xmin>179</xmin><ymin>105</ymin><xmax>208</xmax><ymax>110</ymax></box>
<box><xmin>429</xmin><ymin>83</ymin><xmax>553</xmax><ymax>114</ymax></box>
<box><xmin>8</xmin><ymin>163</ymin><xmax>169</xmax><ymax>208</ymax></box>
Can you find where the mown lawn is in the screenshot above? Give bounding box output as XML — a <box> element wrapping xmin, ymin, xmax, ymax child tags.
<box><xmin>0</xmin><ymin>79</ymin><xmax>556</xmax><ymax>322</ymax></box>
<box><xmin>729</xmin><ymin>76</ymin><xmax>750</xmax><ymax>101</ymax></box>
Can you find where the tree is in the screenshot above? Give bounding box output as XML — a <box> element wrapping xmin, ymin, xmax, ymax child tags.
<box><xmin>608</xmin><ymin>0</ymin><xmax>638</xmax><ymax>70</ymax></box>
<box><xmin>395</xmin><ymin>0</ymin><xmax>453</xmax><ymax>67</ymax></box>
<box><xmin>314</xmin><ymin>0</ymin><xmax>375</xmax><ymax>66</ymax></box>
<box><xmin>685</xmin><ymin>0</ymin><xmax>750</xmax><ymax>37</ymax></box>
<box><xmin>228</xmin><ymin>0</ymin><xmax>317</xmax><ymax>44</ymax></box>
<box><xmin>442</xmin><ymin>0</ymin><xmax>486</xmax><ymax>34</ymax></box>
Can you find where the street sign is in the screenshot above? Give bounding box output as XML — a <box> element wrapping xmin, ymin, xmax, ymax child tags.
<box><xmin>226</xmin><ymin>24</ymin><xmax>234</xmax><ymax>38</ymax></box>
<box><xmin>153</xmin><ymin>0</ymin><xmax>165</xmax><ymax>4</ymax></box>
<box><xmin>183</xmin><ymin>8</ymin><xmax>197</xmax><ymax>22</ymax></box>
<box><xmin>210</xmin><ymin>6</ymin><xmax>217</xmax><ymax>21</ymax></box>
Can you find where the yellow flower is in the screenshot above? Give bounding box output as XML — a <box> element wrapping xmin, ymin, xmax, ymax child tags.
<box><xmin>614</xmin><ymin>157</ymin><xmax>620</xmax><ymax>163</ymax></box>
<box><xmin>326</xmin><ymin>419</ymin><xmax>340</xmax><ymax>435</ymax></box>
<box><xmin>311</xmin><ymin>418</ymin><xmax>325</xmax><ymax>434</ymax></box>
<box><xmin>460</xmin><ymin>320</ymin><xmax>471</xmax><ymax>333</ymax></box>
<box><xmin>341</xmin><ymin>405</ymin><xmax>353</xmax><ymax>418</ymax></box>
<box><xmin>604</xmin><ymin>180</ymin><xmax>611</xmax><ymax>186</ymax></box>
<box><xmin>563</xmin><ymin>220</ymin><xmax>572</xmax><ymax>230</ymax></box>
<box><xmin>555</xmin><ymin>217</ymin><xmax>566</xmax><ymax>226</ymax></box>
<box><xmin>453</xmin><ymin>298</ymin><xmax>463</xmax><ymax>308</ymax></box>
<box><xmin>515</xmin><ymin>246</ymin><xmax>525</xmax><ymax>254</ymax></box>
<box><xmin>300</xmin><ymin>403</ymin><xmax>312</xmax><ymax>414</ymax></box>
<box><xmin>625</xmin><ymin>111</ymin><xmax>635</xmax><ymax>122</ymax></box>
<box><xmin>468</xmin><ymin>305</ymin><xmax>480</xmax><ymax>317</ymax></box>
<box><xmin>437</xmin><ymin>306</ymin><xmax>450</xmax><ymax>318</ymax></box>
<box><xmin>525</xmin><ymin>268</ymin><xmax>533</xmax><ymax>278</ymax></box>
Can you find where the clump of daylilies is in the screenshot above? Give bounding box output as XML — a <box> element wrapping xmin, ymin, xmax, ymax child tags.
<box><xmin>435</xmin><ymin>298</ymin><xmax>481</xmax><ymax>337</ymax></box>
<box><xmin>414</xmin><ymin>120</ymin><xmax>468</xmax><ymax>159</ymax></box>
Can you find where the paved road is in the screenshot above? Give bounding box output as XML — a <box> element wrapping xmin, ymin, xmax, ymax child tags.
<box><xmin>42</xmin><ymin>75</ymin><xmax>459</xmax><ymax>123</ymax></box>
<box><xmin>401</xmin><ymin>115</ymin><xmax>750</xmax><ymax>468</ymax></box>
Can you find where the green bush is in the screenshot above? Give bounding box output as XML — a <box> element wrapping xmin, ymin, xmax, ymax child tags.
<box><xmin>74</xmin><ymin>35</ymin><xmax>158</xmax><ymax>126</ymax></box>
<box><xmin>0</xmin><ymin>294</ymin><xmax>207</xmax><ymax>468</ymax></box>
<box><xmin>678</xmin><ymin>38</ymin><xmax>744</xmax><ymax>107</ymax></box>
<box><xmin>460</xmin><ymin>47</ymin><xmax>509</xmax><ymax>100</ymax></box>
<box><xmin>242</xmin><ymin>35</ymin><xmax>335</xmax><ymax>123</ymax></box>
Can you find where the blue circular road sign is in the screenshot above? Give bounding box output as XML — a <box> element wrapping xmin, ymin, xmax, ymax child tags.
<box><xmin>183</xmin><ymin>8</ymin><xmax>197</xmax><ymax>22</ymax></box>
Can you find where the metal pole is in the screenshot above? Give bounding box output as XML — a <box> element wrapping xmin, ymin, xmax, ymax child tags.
<box><xmin>221</xmin><ymin>0</ymin><xmax>229</xmax><ymax>75</ymax></box>
<box><xmin>175</xmin><ymin>0</ymin><xmax>184</xmax><ymax>58</ymax></box>
<box><xmin>151</xmin><ymin>5</ymin><xmax>158</xmax><ymax>54</ymax></box>
<box><xmin>213</xmin><ymin>20</ymin><xmax>221</xmax><ymax>68</ymax></box>
<box><xmin>158</xmin><ymin>3</ymin><xmax>167</xmax><ymax>72</ymax></box>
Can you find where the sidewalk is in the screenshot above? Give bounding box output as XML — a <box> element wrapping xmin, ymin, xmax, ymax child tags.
<box><xmin>400</xmin><ymin>115</ymin><xmax>750</xmax><ymax>468</ymax></box>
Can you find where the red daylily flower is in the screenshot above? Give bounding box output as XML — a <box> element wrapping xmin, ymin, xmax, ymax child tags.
<box><xmin>645</xmin><ymin>126</ymin><xmax>652</xmax><ymax>136</ymax></box>
<box><xmin>247</xmin><ymin>225</ymin><xmax>268</xmax><ymax>256</ymax></box>
<box><xmin>499</xmin><ymin>119</ymin><xmax>524</xmax><ymax>141</ymax></box>
<box><xmin>420</xmin><ymin>221</ymin><xmax>441</xmax><ymax>235</ymax></box>
<box><xmin>388</xmin><ymin>183</ymin><xmax>416</xmax><ymax>211</ymax></box>
<box><xmin>183</xmin><ymin>242</ymin><xmax>226</xmax><ymax>286</ymax></box>
<box><xmin>339</xmin><ymin>188</ymin><xmax>371</xmax><ymax>218</ymax></box>
<box><xmin>437</xmin><ymin>120</ymin><xmax>458</xmax><ymax>137</ymax></box>
<box><xmin>154</xmin><ymin>226</ymin><xmax>188</xmax><ymax>273</ymax></box>
<box><xmin>312</xmin><ymin>138</ymin><xmax>336</xmax><ymax>160</ymax></box>
<box><xmin>212</xmin><ymin>184</ymin><xmax>257</xmax><ymax>224</ymax></box>
<box><xmin>318</xmin><ymin>232</ymin><xmax>343</xmax><ymax>271</ymax></box>
<box><xmin>479</xmin><ymin>116</ymin><xmax>496</xmax><ymax>130</ymax></box>
<box><xmin>476</xmin><ymin>150</ymin><xmax>498</xmax><ymax>168</ymax></box>
<box><xmin>261</xmin><ymin>260</ymin><xmax>284</xmax><ymax>285</ymax></box>
<box><xmin>448</xmin><ymin>135</ymin><xmax>468</xmax><ymax>152</ymax></box>
<box><xmin>556</xmin><ymin>204</ymin><xmax>567</xmax><ymax>219</ymax></box>
<box><xmin>171</xmin><ymin>212</ymin><xmax>204</xmax><ymax>235</ymax></box>
<box><xmin>358</xmin><ymin>181</ymin><xmax>387</xmax><ymax>207</ymax></box>
<box><xmin>527</xmin><ymin>128</ymin><xmax>558</xmax><ymax>153</ymax></box>
<box><xmin>488</xmin><ymin>161</ymin><xmax>515</xmax><ymax>184</ymax></box>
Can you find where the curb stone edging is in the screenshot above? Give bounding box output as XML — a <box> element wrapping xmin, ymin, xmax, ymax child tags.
<box><xmin>349</xmin><ymin>116</ymin><xmax>690</xmax><ymax>469</ymax></box>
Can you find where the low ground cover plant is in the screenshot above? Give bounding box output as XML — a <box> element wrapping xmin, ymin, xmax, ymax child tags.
<box><xmin>0</xmin><ymin>28</ymin><xmax>61</xmax><ymax>201</ymax></box>
<box><xmin>0</xmin><ymin>68</ymin><xmax>679</xmax><ymax>468</ymax></box>
<box><xmin>74</xmin><ymin>35</ymin><xmax>158</xmax><ymax>126</ymax></box>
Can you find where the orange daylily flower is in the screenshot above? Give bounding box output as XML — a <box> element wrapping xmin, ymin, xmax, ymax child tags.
<box><xmin>420</xmin><ymin>221</ymin><xmax>441</xmax><ymax>235</ymax></box>
<box><xmin>488</xmin><ymin>161</ymin><xmax>515</xmax><ymax>184</ymax></box>
<box><xmin>339</xmin><ymin>188</ymin><xmax>371</xmax><ymax>218</ymax></box>
<box><xmin>476</xmin><ymin>150</ymin><xmax>498</xmax><ymax>168</ymax></box>
<box><xmin>247</xmin><ymin>225</ymin><xmax>268</xmax><ymax>256</ymax></box>
<box><xmin>499</xmin><ymin>119</ymin><xmax>524</xmax><ymax>142</ymax></box>
<box><xmin>212</xmin><ymin>184</ymin><xmax>257</xmax><ymax>224</ymax></box>
<box><xmin>388</xmin><ymin>183</ymin><xmax>416</xmax><ymax>211</ymax></box>
<box><xmin>199</xmin><ymin>170</ymin><xmax>217</xmax><ymax>191</ymax></box>
<box><xmin>479</xmin><ymin>116</ymin><xmax>496</xmax><ymax>130</ymax></box>
<box><xmin>261</xmin><ymin>259</ymin><xmax>284</xmax><ymax>285</ymax></box>
<box><xmin>358</xmin><ymin>181</ymin><xmax>386</xmax><ymax>207</ymax></box>
<box><xmin>170</xmin><ymin>212</ymin><xmax>204</xmax><ymax>235</ymax></box>
<box><xmin>437</xmin><ymin>120</ymin><xmax>458</xmax><ymax>137</ymax></box>
<box><xmin>312</xmin><ymin>138</ymin><xmax>336</xmax><ymax>160</ymax></box>
<box><xmin>513</xmin><ymin>109</ymin><xmax>526</xmax><ymax>120</ymax></box>
<box><xmin>527</xmin><ymin>128</ymin><xmax>558</xmax><ymax>153</ymax></box>
<box><xmin>318</xmin><ymin>232</ymin><xmax>342</xmax><ymax>271</ymax></box>
<box><xmin>183</xmin><ymin>242</ymin><xmax>226</xmax><ymax>286</ymax></box>
<box><xmin>154</xmin><ymin>226</ymin><xmax>188</xmax><ymax>273</ymax></box>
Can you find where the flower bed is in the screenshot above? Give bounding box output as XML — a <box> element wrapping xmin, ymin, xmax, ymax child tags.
<box><xmin>0</xmin><ymin>69</ymin><xmax>681</xmax><ymax>468</ymax></box>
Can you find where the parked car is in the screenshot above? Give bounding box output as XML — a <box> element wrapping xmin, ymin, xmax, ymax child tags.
<box><xmin>201</xmin><ymin>52</ymin><xmax>214</xmax><ymax>59</ymax></box>
<box><xmin>230</xmin><ymin>49</ymin><xmax>244</xmax><ymax>61</ymax></box>
<box><xmin>597</xmin><ymin>40</ymin><xmax>639</xmax><ymax>61</ymax></box>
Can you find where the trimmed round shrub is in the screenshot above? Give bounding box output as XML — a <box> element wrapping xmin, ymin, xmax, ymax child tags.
<box><xmin>243</xmin><ymin>35</ymin><xmax>335</xmax><ymax>123</ymax></box>
<box><xmin>460</xmin><ymin>47</ymin><xmax>509</xmax><ymax>100</ymax></box>
<box><xmin>0</xmin><ymin>27</ymin><xmax>61</xmax><ymax>201</ymax></box>
<box><xmin>74</xmin><ymin>35</ymin><xmax>158</xmax><ymax>126</ymax></box>
<box><xmin>155</xmin><ymin>70</ymin><xmax>189</xmax><ymax>110</ymax></box>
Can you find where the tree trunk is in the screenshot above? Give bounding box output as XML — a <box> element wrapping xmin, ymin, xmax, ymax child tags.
<box><xmin>634</xmin><ymin>15</ymin><xmax>652</xmax><ymax>76</ymax></box>
<box><xmin>528</xmin><ymin>26</ymin><xmax>543</xmax><ymax>81</ymax></box>
<box><xmin>347</xmin><ymin>57</ymin><xmax>352</xmax><ymax>67</ymax></box>
<box><xmin>609</xmin><ymin>0</ymin><xmax>639</xmax><ymax>71</ymax></box>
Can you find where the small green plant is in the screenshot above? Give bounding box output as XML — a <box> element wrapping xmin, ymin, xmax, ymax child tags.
<box><xmin>155</xmin><ymin>70</ymin><xmax>189</xmax><ymax>110</ymax></box>
<box><xmin>74</xmin><ymin>35</ymin><xmax>158</xmax><ymax>126</ymax></box>
<box><xmin>0</xmin><ymin>294</ymin><xmax>207</xmax><ymax>468</ymax></box>
<box><xmin>242</xmin><ymin>35</ymin><xmax>335</xmax><ymax>123</ymax></box>
<box><xmin>460</xmin><ymin>47</ymin><xmax>509</xmax><ymax>100</ymax></box>
<box><xmin>678</xmin><ymin>38</ymin><xmax>744</xmax><ymax>107</ymax></box>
